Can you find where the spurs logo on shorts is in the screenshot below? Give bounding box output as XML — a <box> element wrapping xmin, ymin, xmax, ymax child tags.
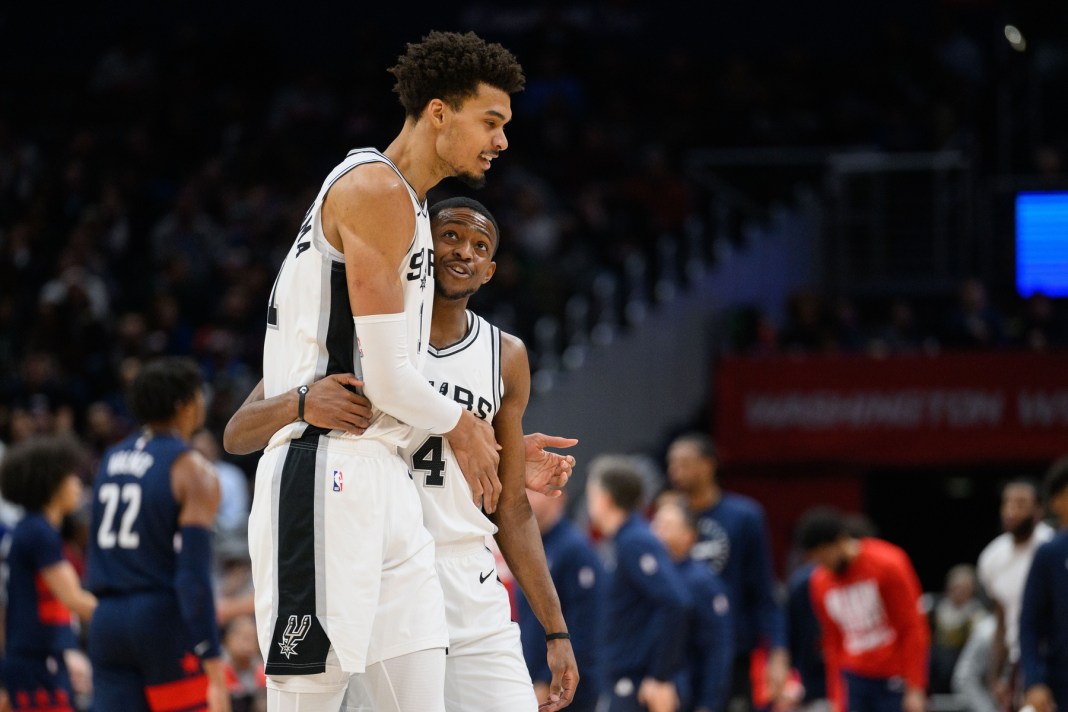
<box><xmin>279</xmin><ymin>614</ymin><xmax>312</xmax><ymax>659</ymax></box>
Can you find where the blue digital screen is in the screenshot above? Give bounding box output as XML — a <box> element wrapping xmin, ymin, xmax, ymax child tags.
<box><xmin>1016</xmin><ymin>191</ymin><xmax>1068</xmax><ymax>297</ymax></box>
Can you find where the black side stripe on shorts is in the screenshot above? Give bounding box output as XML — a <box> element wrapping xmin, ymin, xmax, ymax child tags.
<box><xmin>266</xmin><ymin>434</ymin><xmax>331</xmax><ymax>675</ymax></box>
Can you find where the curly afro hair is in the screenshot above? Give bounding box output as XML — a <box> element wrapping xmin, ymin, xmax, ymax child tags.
<box><xmin>0</xmin><ymin>435</ymin><xmax>86</xmax><ymax>512</ymax></box>
<box><xmin>388</xmin><ymin>30</ymin><xmax>525</xmax><ymax>118</ymax></box>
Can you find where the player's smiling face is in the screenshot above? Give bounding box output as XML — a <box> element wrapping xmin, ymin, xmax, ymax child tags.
<box><xmin>432</xmin><ymin>207</ymin><xmax>497</xmax><ymax>301</ymax></box>
<box><xmin>438</xmin><ymin>83</ymin><xmax>511</xmax><ymax>189</ymax></box>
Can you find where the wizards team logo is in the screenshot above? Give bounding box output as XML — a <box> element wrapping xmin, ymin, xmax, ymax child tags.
<box><xmin>278</xmin><ymin>614</ymin><xmax>311</xmax><ymax>658</ymax></box>
<box><xmin>333</xmin><ymin>469</ymin><xmax>343</xmax><ymax>492</ymax></box>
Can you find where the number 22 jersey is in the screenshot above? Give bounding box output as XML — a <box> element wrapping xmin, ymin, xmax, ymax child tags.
<box><xmin>85</xmin><ymin>431</ymin><xmax>188</xmax><ymax>596</ymax></box>
<box><xmin>402</xmin><ymin>310</ymin><xmax>502</xmax><ymax>548</ymax></box>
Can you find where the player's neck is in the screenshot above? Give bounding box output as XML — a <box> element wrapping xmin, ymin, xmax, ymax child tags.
<box><xmin>688</xmin><ymin>482</ymin><xmax>720</xmax><ymax>512</ymax></box>
<box><xmin>144</xmin><ymin>422</ymin><xmax>188</xmax><ymax>443</ymax></box>
<box><xmin>384</xmin><ymin>124</ymin><xmax>445</xmax><ymax>202</ymax></box>
<box><xmin>429</xmin><ymin>299</ymin><xmax>471</xmax><ymax>348</ymax></box>
<box><xmin>41</xmin><ymin>502</ymin><xmax>64</xmax><ymax>529</ymax></box>
<box><xmin>598</xmin><ymin>508</ymin><xmax>628</xmax><ymax>538</ymax></box>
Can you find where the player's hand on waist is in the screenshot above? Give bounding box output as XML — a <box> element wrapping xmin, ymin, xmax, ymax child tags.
<box><xmin>307</xmin><ymin>373</ymin><xmax>371</xmax><ymax>435</ymax></box>
<box><xmin>446</xmin><ymin>410</ymin><xmax>502</xmax><ymax>512</ymax></box>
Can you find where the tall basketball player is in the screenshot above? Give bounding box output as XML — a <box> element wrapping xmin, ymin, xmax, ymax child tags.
<box><xmin>227</xmin><ymin>199</ymin><xmax>579</xmax><ymax>710</ymax></box>
<box><xmin>246</xmin><ymin>31</ymin><xmax>525</xmax><ymax>712</ymax></box>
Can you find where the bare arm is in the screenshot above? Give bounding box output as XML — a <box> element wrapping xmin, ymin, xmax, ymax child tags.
<box><xmin>222</xmin><ymin>375</ymin><xmax>372</xmax><ymax>455</ymax></box>
<box><xmin>488</xmin><ymin>333</ymin><xmax>578</xmax><ymax>710</ymax></box>
<box><xmin>327</xmin><ymin>169</ymin><xmax>501</xmax><ymax>510</ymax></box>
<box><xmin>40</xmin><ymin>560</ymin><xmax>97</xmax><ymax>623</ymax></box>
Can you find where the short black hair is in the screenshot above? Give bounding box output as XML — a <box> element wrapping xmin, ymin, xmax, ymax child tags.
<box><xmin>588</xmin><ymin>455</ymin><xmax>645</xmax><ymax>513</ymax></box>
<box><xmin>795</xmin><ymin>506</ymin><xmax>848</xmax><ymax>552</ymax></box>
<box><xmin>430</xmin><ymin>196</ymin><xmax>501</xmax><ymax>256</ymax></box>
<box><xmin>388</xmin><ymin>31</ymin><xmax>525</xmax><ymax>118</ymax></box>
<box><xmin>129</xmin><ymin>356</ymin><xmax>203</xmax><ymax>425</ymax></box>
<box><xmin>1044</xmin><ymin>455</ymin><xmax>1068</xmax><ymax>502</ymax></box>
<box><xmin>670</xmin><ymin>432</ymin><xmax>718</xmax><ymax>463</ymax></box>
<box><xmin>0</xmin><ymin>435</ymin><xmax>86</xmax><ymax>512</ymax></box>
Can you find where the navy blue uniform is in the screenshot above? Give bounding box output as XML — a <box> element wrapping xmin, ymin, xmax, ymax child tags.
<box><xmin>599</xmin><ymin>515</ymin><xmax>691</xmax><ymax>712</ymax></box>
<box><xmin>85</xmin><ymin>431</ymin><xmax>212</xmax><ymax>712</ymax></box>
<box><xmin>676</xmin><ymin>557</ymin><xmax>733</xmax><ymax>712</ymax></box>
<box><xmin>517</xmin><ymin>516</ymin><xmax>604</xmax><ymax>711</ymax></box>
<box><xmin>786</xmin><ymin>563</ymin><xmax>826</xmax><ymax>704</ymax></box>
<box><xmin>693</xmin><ymin>494</ymin><xmax>785</xmax><ymax>709</ymax></box>
<box><xmin>1019</xmin><ymin>528</ymin><xmax>1068</xmax><ymax>709</ymax></box>
<box><xmin>3</xmin><ymin>514</ymin><xmax>76</xmax><ymax>712</ymax></box>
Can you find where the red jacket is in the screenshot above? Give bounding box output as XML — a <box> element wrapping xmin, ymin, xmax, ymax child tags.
<box><xmin>809</xmin><ymin>538</ymin><xmax>929</xmax><ymax>709</ymax></box>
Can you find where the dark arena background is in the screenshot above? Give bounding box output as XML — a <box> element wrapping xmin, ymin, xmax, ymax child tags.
<box><xmin>1</xmin><ymin>0</ymin><xmax>1066</xmax><ymax>709</ymax></box>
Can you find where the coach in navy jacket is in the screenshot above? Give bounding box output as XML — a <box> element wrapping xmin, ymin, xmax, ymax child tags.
<box><xmin>586</xmin><ymin>454</ymin><xmax>691</xmax><ymax>712</ymax></box>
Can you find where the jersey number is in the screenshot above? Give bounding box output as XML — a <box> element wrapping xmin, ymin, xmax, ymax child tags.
<box><xmin>97</xmin><ymin>483</ymin><xmax>141</xmax><ymax>549</ymax></box>
<box><xmin>412</xmin><ymin>436</ymin><xmax>446</xmax><ymax>487</ymax></box>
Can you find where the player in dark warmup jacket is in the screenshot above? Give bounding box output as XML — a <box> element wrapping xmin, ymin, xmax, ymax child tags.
<box><xmin>652</xmin><ymin>496</ymin><xmax>733</xmax><ymax>712</ymax></box>
<box><xmin>667</xmin><ymin>433</ymin><xmax>788</xmax><ymax>711</ymax></box>
<box><xmin>586</xmin><ymin>455</ymin><xmax>690</xmax><ymax>712</ymax></box>
<box><xmin>85</xmin><ymin>357</ymin><xmax>230</xmax><ymax>712</ymax></box>
<box><xmin>0</xmin><ymin>436</ymin><xmax>97</xmax><ymax>712</ymax></box>
<box><xmin>1019</xmin><ymin>456</ymin><xmax>1068</xmax><ymax>712</ymax></box>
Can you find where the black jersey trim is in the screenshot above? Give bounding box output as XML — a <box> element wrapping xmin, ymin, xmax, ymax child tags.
<box><xmin>429</xmin><ymin>311</ymin><xmax>481</xmax><ymax>358</ymax></box>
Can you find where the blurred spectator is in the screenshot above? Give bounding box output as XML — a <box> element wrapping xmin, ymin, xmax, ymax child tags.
<box><xmin>221</xmin><ymin>614</ymin><xmax>267</xmax><ymax>712</ymax></box>
<box><xmin>780</xmin><ymin>290</ymin><xmax>834</xmax><ymax>354</ymax></box>
<box><xmin>1019</xmin><ymin>456</ymin><xmax>1068</xmax><ymax>712</ymax></box>
<box><xmin>976</xmin><ymin>478</ymin><xmax>1054</xmax><ymax>710</ymax></box>
<box><xmin>519</xmin><ymin>487</ymin><xmax>603</xmax><ymax>712</ymax></box>
<box><xmin>1010</xmin><ymin>292</ymin><xmax>1066</xmax><ymax>352</ymax></box>
<box><xmin>942</xmin><ymin>278</ymin><xmax>1007</xmax><ymax>349</ymax></box>
<box><xmin>191</xmin><ymin>429</ymin><xmax>249</xmax><ymax>559</ymax></box>
<box><xmin>951</xmin><ymin>611</ymin><xmax>998</xmax><ymax>712</ymax></box>
<box><xmin>665</xmin><ymin>432</ymin><xmax>789</xmax><ymax>712</ymax></box>
<box><xmin>927</xmin><ymin>563</ymin><xmax>985</xmax><ymax>694</ymax></box>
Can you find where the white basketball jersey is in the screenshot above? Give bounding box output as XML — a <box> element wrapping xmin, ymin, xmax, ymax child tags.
<box><xmin>402</xmin><ymin>311</ymin><xmax>503</xmax><ymax>546</ymax></box>
<box><xmin>263</xmin><ymin>148</ymin><xmax>434</xmax><ymax>449</ymax></box>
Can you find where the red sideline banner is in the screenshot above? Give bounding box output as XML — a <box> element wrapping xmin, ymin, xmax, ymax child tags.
<box><xmin>715</xmin><ymin>352</ymin><xmax>1068</xmax><ymax>466</ymax></box>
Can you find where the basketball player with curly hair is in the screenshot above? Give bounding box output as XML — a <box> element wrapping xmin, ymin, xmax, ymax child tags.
<box><xmin>247</xmin><ymin>31</ymin><xmax>525</xmax><ymax>712</ymax></box>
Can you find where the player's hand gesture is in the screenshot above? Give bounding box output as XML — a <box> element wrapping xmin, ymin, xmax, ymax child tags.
<box><xmin>523</xmin><ymin>434</ymin><xmax>578</xmax><ymax>498</ymax></box>
<box><xmin>539</xmin><ymin>638</ymin><xmax>579</xmax><ymax>711</ymax></box>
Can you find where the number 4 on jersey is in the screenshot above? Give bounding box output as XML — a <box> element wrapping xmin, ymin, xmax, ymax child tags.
<box><xmin>412</xmin><ymin>436</ymin><xmax>446</xmax><ymax>487</ymax></box>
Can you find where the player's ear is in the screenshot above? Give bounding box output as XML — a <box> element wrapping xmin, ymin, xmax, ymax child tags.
<box><xmin>426</xmin><ymin>98</ymin><xmax>447</xmax><ymax>128</ymax></box>
<box><xmin>482</xmin><ymin>261</ymin><xmax>496</xmax><ymax>285</ymax></box>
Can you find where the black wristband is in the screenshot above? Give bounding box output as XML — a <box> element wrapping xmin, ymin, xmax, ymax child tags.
<box><xmin>545</xmin><ymin>632</ymin><xmax>571</xmax><ymax>642</ymax></box>
<box><xmin>297</xmin><ymin>385</ymin><xmax>309</xmax><ymax>422</ymax></box>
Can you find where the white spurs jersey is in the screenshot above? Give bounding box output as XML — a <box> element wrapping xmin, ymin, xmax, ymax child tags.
<box><xmin>263</xmin><ymin>148</ymin><xmax>434</xmax><ymax>449</ymax></box>
<box><xmin>402</xmin><ymin>311</ymin><xmax>503</xmax><ymax>546</ymax></box>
